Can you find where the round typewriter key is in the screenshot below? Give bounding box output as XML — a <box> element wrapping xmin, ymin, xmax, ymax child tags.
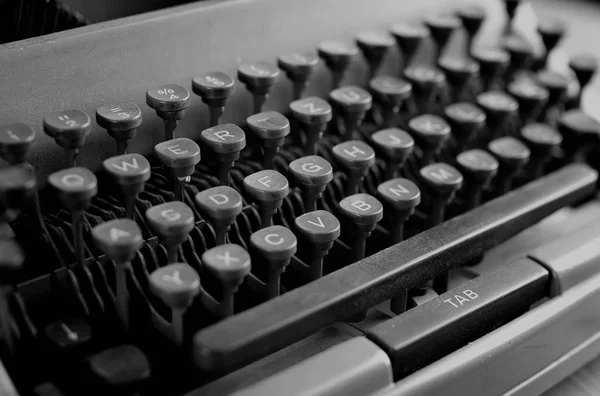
<box><xmin>425</xmin><ymin>14</ymin><xmax>461</xmax><ymax>61</ymax></box>
<box><xmin>403</xmin><ymin>65</ymin><xmax>446</xmax><ymax>113</ymax></box>
<box><xmin>150</xmin><ymin>263</ymin><xmax>200</xmax><ymax>344</ymax></box>
<box><xmin>339</xmin><ymin>193</ymin><xmax>383</xmax><ymax>263</ymax></box>
<box><xmin>536</xmin><ymin>70</ymin><xmax>569</xmax><ymax>110</ymax></box>
<box><xmin>92</xmin><ymin>219</ymin><xmax>143</xmax><ymax>330</ymax></box>
<box><xmin>488</xmin><ymin>137</ymin><xmax>530</xmax><ymax>194</ymax></box>
<box><xmin>471</xmin><ymin>47</ymin><xmax>510</xmax><ymax>90</ymax></box>
<box><xmin>456</xmin><ymin>149</ymin><xmax>498</xmax><ymax>208</ymax></box>
<box><xmin>0</xmin><ymin>239</ymin><xmax>23</xmax><ymax>353</ymax></box>
<box><xmin>200</xmin><ymin>123</ymin><xmax>246</xmax><ymax>186</ymax></box>
<box><xmin>155</xmin><ymin>138</ymin><xmax>201</xmax><ymax>201</ymax></box>
<box><xmin>438</xmin><ymin>57</ymin><xmax>480</xmax><ymax>101</ymax></box>
<box><xmin>355</xmin><ymin>30</ymin><xmax>395</xmax><ymax>80</ymax></box>
<box><xmin>89</xmin><ymin>345</ymin><xmax>151</xmax><ymax>387</ymax></box>
<box><xmin>329</xmin><ymin>86</ymin><xmax>372</xmax><ymax>140</ymax></box>
<box><xmin>44</xmin><ymin>318</ymin><xmax>92</xmax><ymax>351</ymax></box>
<box><xmin>289</xmin><ymin>97</ymin><xmax>333</xmax><ymax>154</ymax></box>
<box><xmin>521</xmin><ymin>123</ymin><xmax>562</xmax><ymax>178</ymax></box>
<box><xmin>195</xmin><ymin>186</ymin><xmax>243</xmax><ymax>245</ymax></box>
<box><xmin>371</xmin><ymin>128</ymin><xmax>414</xmax><ymax>180</ymax></box>
<box><xmin>458</xmin><ymin>6</ymin><xmax>486</xmax><ymax>54</ymax></box>
<box><xmin>317</xmin><ymin>40</ymin><xmax>359</xmax><ymax>89</ymax></box>
<box><xmin>145</xmin><ymin>201</ymin><xmax>195</xmax><ymax>264</ymax></box>
<box><xmin>192</xmin><ymin>72</ymin><xmax>235</xmax><ymax>126</ymax></box>
<box><xmin>238</xmin><ymin>62</ymin><xmax>280</xmax><ymax>114</ymax></box>
<box><xmin>570</xmin><ymin>54</ymin><xmax>597</xmax><ymax>93</ymax></box>
<box><xmin>96</xmin><ymin>102</ymin><xmax>142</xmax><ymax>155</ymax></box>
<box><xmin>332</xmin><ymin>140</ymin><xmax>376</xmax><ymax>195</ymax></box>
<box><xmin>369</xmin><ymin>76</ymin><xmax>412</xmax><ymax>127</ymax></box>
<box><xmin>444</xmin><ymin>102</ymin><xmax>486</xmax><ymax>146</ymax></box>
<box><xmin>202</xmin><ymin>244</ymin><xmax>251</xmax><ymax>317</ymax></box>
<box><xmin>0</xmin><ymin>165</ymin><xmax>37</xmax><ymax>213</ymax></box>
<box><xmin>247</xmin><ymin>111</ymin><xmax>290</xmax><ymax>169</ymax></box>
<box><xmin>409</xmin><ymin>114</ymin><xmax>451</xmax><ymax>163</ymax></box>
<box><xmin>507</xmin><ymin>79</ymin><xmax>549</xmax><ymax>125</ymax></box>
<box><xmin>504</xmin><ymin>0</ymin><xmax>521</xmax><ymax>30</ymax></box>
<box><xmin>289</xmin><ymin>155</ymin><xmax>333</xmax><ymax>212</ymax></box>
<box><xmin>244</xmin><ymin>170</ymin><xmax>289</xmax><ymax>228</ymax></box>
<box><xmin>558</xmin><ymin>110</ymin><xmax>600</xmax><ymax>161</ymax></box>
<box><xmin>377</xmin><ymin>178</ymin><xmax>420</xmax><ymax>243</ymax></box>
<box><xmin>503</xmin><ymin>36</ymin><xmax>535</xmax><ymax>78</ymax></box>
<box><xmin>538</xmin><ymin>19</ymin><xmax>566</xmax><ymax>59</ymax></box>
<box><xmin>250</xmin><ymin>226</ymin><xmax>297</xmax><ymax>298</ymax></box>
<box><xmin>103</xmin><ymin>154</ymin><xmax>151</xmax><ymax>219</ymax></box>
<box><xmin>43</xmin><ymin>109</ymin><xmax>92</xmax><ymax>166</ymax></box>
<box><xmin>277</xmin><ymin>52</ymin><xmax>319</xmax><ymax>100</ymax></box>
<box><xmin>0</xmin><ymin>123</ymin><xmax>35</xmax><ymax>164</ymax></box>
<box><xmin>295</xmin><ymin>210</ymin><xmax>341</xmax><ymax>280</ymax></box>
<box><xmin>390</xmin><ymin>22</ymin><xmax>429</xmax><ymax>72</ymax></box>
<box><xmin>476</xmin><ymin>90</ymin><xmax>519</xmax><ymax>134</ymax></box>
<box><xmin>146</xmin><ymin>84</ymin><xmax>191</xmax><ymax>140</ymax></box>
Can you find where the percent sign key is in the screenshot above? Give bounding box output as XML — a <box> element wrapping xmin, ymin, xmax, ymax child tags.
<box><xmin>146</xmin><ymin>84</ymin><xmax>192</xmax><ymax>112</ymax></box>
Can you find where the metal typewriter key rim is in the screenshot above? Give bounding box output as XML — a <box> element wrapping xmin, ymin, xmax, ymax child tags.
<box><xmin>471</xmin><ymin>47</ymin><xmax>510</xmax><ymax>91</ymax></box>
<box><xmin>43</xmin><ymin>109</ymin><xmax>93</xmax><ymax>167</ymax></box>
<box><xmin>103</xmin><ymin>153</ymin><xmax>151</xmax><ymax>219</ymax></box>
<box><xmin>329</xmin><ymin>86</ymin><xmax>372</xmax><ymax>140</ymax></box>
<box><xmin>332</xmin><ymin>140</ymin><xmax>376</xmax><ymax>195</ymax></box>
<box><xmin>408</xmin><ymin>114</ymin><xmax>451</xmax><ymax>164</ymax></box>
<box><xmin>96</xmin><ymin>102</ymin><xmax>143</xmax><ymax>155</ymax></box>
<box><xmin>146</xmin><ymin>84</ymin><xmax>191</xmax><ymax>140</ymax></box>
<box><xmin>456</xmin><ymin>149</ymin><xmax>499</xmax><ymax>209</ymax></box>
<box><xmin>507</xmin><ymin>78</ymin><xmax>549</xmax><ymax>125</ymax></box>
<box><xmin>250</xmin><ymin>225</ymin><xmax>297</xmax><ymax>298</ymax></box>
<box><xmin>355</xmin><ymin>30</ymin><xmax>395</xmax><ymax>82</ymax></box>
<box><xmin>294</xmin><ymin>210</ymin><xmax>341</xmax><ymax>280</ymax></box>
<box><xmin>369</xmin><ymin>76</ymin><xmax>412</xmax><ymax>127</ymax></box>
<box><xmin>244</xmin><ymin>170</ymin><xmax>290</xmax><ymax>228</ymax></box>
<box><xmin>339</xmin><ymin>193</ymin><xmax>383</xmax><ymax>264</ymax></box>
<box><xmin>317</xmin><ymin>40</ymin><xmax>359</xmax><ymax>89</ymax></box>
<box><xmin>521</xmin><ymin>123</ymin><xmax>562</xmax><ymax>178</ymax></box>
<box><xmin>424</xmin><ymin>14</ymin><xmax>461</xmax><ymax>62</ymax></box>
<box><xmin>444</xmin><ymin>102</ymin><xmax>486</xmax><ymax>149</ymax></box>
<box><xmin>247</xmin><ymin>111</ymin><xmax>291</xmax><ymax>169</ymax></box>
<box><xmin>154</xmin><ymin>138</ymin><xmax>201</xmax><ymax>202</ymax></box>
<box><xmin>199</xmin><ymin>123</ymin><xmax>246</xmax><ymax>186</ymax></box>
<box><xmin>195</xmin><ymin>186</ymin><xmax>243</xmax><ymax>245</ymax></box>
<box><xmin>370</xmin><ymin>128</ymin><xmax>414</xmax><ymax>180</ymax></box>
<box><xmin>437</xmin><ymin>57</ymin><xmax>480</xmax><ymax>101</ymax></box>
<box><xmin>488</xmin><ymin>136</ymin><xmax>530</xmax><ymax>194</ymax></box>
<box><xmin>289</xmin><ymin>97</ymin><xmax>333</xmax><ymax>155</ymax></box>
<box><xmin>403</xmin><ymin>65</ymin><xmax>446</xmax><ymax>114</ymax></box>
<box><xmin>192</xmin><ymin>72</ymin><xmax>235</xmax><ymax>126</ymax></box>
<box><xmin>289</xmin><ymin>155</ymin><xmax>334</xmax><ymax>212</ymax></box>
<box><xmin>390</xmin><ymin>22</ymin><xmax>429</xmax><ymax>73</ymax></box>
<box><xmin>202</xmin><ymin>244</ymin><xmax>251</xmax><ymax>317</ymax></box>
<box><xmin>237</xmin><ymin>62</ymin><xmax>280</xmax><ymax>114</ymax></box>
<box><xmin>277</xmin><ymin>52</ymin><xmax>319</xmax><ymax>100</ymax></box>
<box><xmin>145</xmin><ymin>201</ymin><xmax>195</xmax><ymax>264</ymax></box>
<box><xmin>0</xmin><ymin>123</ymin><xmax>35</xmax><ymax>164</ymax></box>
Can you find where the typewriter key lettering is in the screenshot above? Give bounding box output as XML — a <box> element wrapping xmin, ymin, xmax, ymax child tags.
<box><xmin>343</xmin><ymin>145</ymin><xmax>366</xmax><ymax>158</ymax></box>
<box><xmin>61</xmin><ymin>173</ymin><xmax>84</xmax><ymax>187</ymax></box>
<box><xmin>111</xmin><ymin>157</ymin><xmax>139</xmax><ymax>172</ymax></box>
<box><xmin>162</xmin><ymin>270</ymin><xmax>184</xmax><ymax>285</ymax></box>
<box><xmin>352</xmin><ymin>200</ymin><xmax>372</xmax><ymax>211</ymax></box>
<box><xmin>443</xmin><ymin>289</ymin><xmax>479</xmax><ymax>308</ymax></box>
<box><xmin>216</xmin><ymin>251</ymin><xmax>240</xmax><ymax>266</ymax></box>
<box><xmin>301</xmin><ymin>102</ymin><xmax>322</xmax><ymax>113</ymax></box>
<box><xmin>160</xmin><ymin>208</ymin><xmax>181</xmax><ymax>222</ymax></box>
<box><xmin>205</xmin><ymin>75</ymin><xmax>225</xmax><ymax>86</ymax></box>
<box><xmin>306</xmin><ymin>216</ymin><xmax>326</xmax><ymax>228</ymax></box>
<box><xmin>167</xmin><ymin>145</ymin><xmax>188</xmax><ymax>155</ymax></box>
<box><xmin>265</xmin><ymin>233</ymin><xmax>284</xmax><ymax>245</ymax></box>
<box><xmin>109</xmin><ymin>227</ymin><xmax>132</xmax><ymax>242</ymax></box>
<box><xmin>213</xmin><ymin>130</ymin><xmax>235</xmax><ymax>140</ymax></box>
<box><xmin>429</xmin><ymin>167</ymin><xmax>454</xmax><ymax>181</ymax></box>
<box><xmin>209</xmin><ymin>194</ymin><xmax>229</xmax><ymax>205</ymax></box>
<box><xmin>257</xmin><ymin>176</ymin><xmax>271</xmax><ymax>187</ymax></box>
<box><xmin>301</xmin><ymin>162</ymin><xmax>323</xmax><ymax>173</ymax></box>
<box><xmin>389</xmin><ymin>184</ymin><xmax>410</xmax><ymax>196</ymax></box>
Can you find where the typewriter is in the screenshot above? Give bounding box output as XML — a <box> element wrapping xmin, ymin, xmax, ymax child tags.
<box><xmin>1</xmin><ymin>0</ymin><xmax>600</xmax><ymax>394</ymax></box>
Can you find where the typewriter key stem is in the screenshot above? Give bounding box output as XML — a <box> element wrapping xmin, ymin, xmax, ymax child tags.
<box><xmin>209</xmin><ymin>106</ymin><xmax>225</xmax><ymax>127</ymax></box>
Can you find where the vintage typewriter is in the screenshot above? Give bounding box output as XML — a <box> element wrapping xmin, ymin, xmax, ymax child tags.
<box><xmin>1</xmin><ymin>0</ymin><xmax>600</xmax><ymax>394</ymax></box>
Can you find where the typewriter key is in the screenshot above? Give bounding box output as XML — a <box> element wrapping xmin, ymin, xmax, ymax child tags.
<box><xmin>277</xmin><ymin>52</ymin><xmax>319</xmax><ymax>100</ymax></box>
<box><xmin>536</xmin><ymin>70</ymin><xmax>569</xmax><ymax>112</ymax></box>
<box><xmin>289</xmin><ymin>155</ymin><xmax>334</xmax><ymax>212</ymax></box>
<box><xmin>0</xmin><ymin>123</ymin><xmax>35</xmax><ymax>164</ymax></box>
<box><xmin>444</xmin><ymin>102</ymin><xmax>486</xmax><ymax>149</ymax></box>
<box><xmin>244</xmin><ymin>170</ymin><xmax>290</xmax><ymax>228</ymax></box>
<box><xmin>202</xmin><ymin>244</ymin><xmax>251</xmax><ymax>317</ymax></box>
<box><xmin>476</xmin><ymin>91</ymin><xmax>519</xmax><ymax>136</ymax></box>
<box><xmin>200</xmin><ymin>123</ymin><xmax>246</xmax><ymax>186</ymax></box>
<box><xmin>145</xmin><ymin>201</ymin><xmax>195</xmax><ymax>264</ymax></box>
<box><xmin>457</xmin><ymin>6</ymin><xmax>486</xmax><ymax>56</ymax></box>
<box><xmin>44</xmin><ymin>317</ymin><xmax>92</xmax><ymax>352</ymax></box>
<box><xmin>247</xmin><ymin>111</ymin><xmax>291</xmax><ymax>169</ymax></box>
<box><xmin>438</xmin><ymin>57</ymin><xmax>480</xmax><ymax>101</ymax></box>
<box><xmin>471</xmin><ymin>48</ymin><xmax>510</xmax><ymax>91</ymax></box>
<box><xmin>377</xmin><ymin>178</ymin><xmax>420</xmax><ymax>244</ymax></box>
<box><xmin>89</xmin><ymin>345</ymin><xmax>151</xmax><ymax>388</ymax></box>
<box><xmin>329</xmin><ymin>86</ymin><xmax>372</xmax><ymax>140</ymax></box>
<box><xmin>537</xmin><ymin>19</ymin><xmax>566</xmax><ymax>67</ymax></box>
<box><xmin>409</xmin><ymin>114</ymin><xmax>451</xmax><ymax>164</ymax></box>
<box><xmin>488</xmin><ymin>137</ymin><xmax>530</xmax><ymax>194</ymax></box>
<box><xmin>92</xmin><ymin>219</ymin><xmax>143</xmax><ymax>330</ymax></box>
<box><xmin>250</xmin><ymin>225</ymin><xmax>297</xmax><ymax>298</ymax></box>
<box><xmin>150</xmin><ymin>263</ymin><xmax>200</xmax><ymax>344</ymax></box>
<box><xmin>370</xmin><ymin>128</ymin><xmax>414</xmax><ymax>180</ymax></box>
<box><xmin>403</xmin><ymin>65</ymin><xmax>446</xmax><ymax>113</ymax></box>
<box><xmin>317</xmin><ymin>40</ymin><xmax>359</xmax><ymax>89</ymax></box>
<box><xmin>355</xmin><ymin>30</ymin><xmax>395</xmax><ymax>81</ymax></box>
<box><xmin>192</xmin><ymin>72</ymin><xmax>235</xmax><ymax>126</ymax></box>
<box><xmin>390</xmin><ymin>22</ymin><xmax>429</xmax><ymax>73</ymax></box>
<box><xmin>521</xmin><ymin>123</ymin><xmax>562</xmax><ymax>178</ymax></box>
<box><xmin>504</xmin><ymin>0</ymin><xmax>521</xmax><ymax>34</ymax></box>
<box><xmin>146</xmin><ymin>84</ymin><xmax>191</xmax><ymax>140</ymax></box>
<box><xmin>96</xmin><ymin>102</ymin><xmax>142</xmax><ymax>155</ymax></box>
<box><xmin>0</xmin><ymin>239</ymin><xmax>23</xmax><ymax>353</ymax></box>
<box><xmin>295</xmin><ymin>210</ymin><xmax>341</xmax><ymax>280</ymax></box>
<box><xmin>503</xmin><ymin>36</ymin><xmax>535</xmax><ymax>80</ymax></box>
<box><xmin>195</xmin><ymin>186</ymin><xmax>243</xmax><ymax>245</ymax></box>
<box><xmin>339</xmin><ymin>193</ymin><xmax>383</xmax><ymax>264</ymax></box>
<box><xmin>43</xmin><ymin>109</ymin><xmax>92</xmax><ymax>167</ymax></box>
<box><xmin>103</xmin><ymin>154</ymin><xmax>151</xmax><ymax>219</ymax></box>
<box><xmin>0</xmin><ymin>165</ymin><xmax>36</xmax><ymax>217</ymax></box>
<box><xmin>238</xmin><ymin>62</ymin><xmax>280</xmax><ymax>114</ymax></box>
<box><xmin>558</xmin><ymin>110</ymin><xmax>600</xmax><ymax>162</ymax></box>
<box><xmin>154</xmin><ymin>138</ymin><xmax>201</xmax><ymax>202</ymax></box>
<box><xmin>424</xmin><ymin>14</ymin><xmax>461</xmax><ymax>62</ymax></box>
<box><xmin>289</xmin><ymin>97</ymin><xmax>333</xmax><ymax>155</ymax></box>
<box><xmin>569</xmin><ymin>54</ymin><xmax>597</xmax><ymax>105</ymax></box>
<box><xmin>507</xmin><ymin>79</ymin><xmax>549</xmax><ymax>125</ymax></box>
<box><xmin>456</xmin><ymin>149</ymin><xmax>499</xmax><ymax>209</ymax></box>
<box><xmin>332</xmin><ymin>140</ymin><xmax>376</xmax><ymax>195</ymax></box>
<box><xmin>48</xmin><ymin>168</ymin><xmax>98</xmax><ymax>273</ymax></box>
<box><xmin>369</xmin><ymin>76</ymin><xmax>412</xmax><ymax>127</ymax></box>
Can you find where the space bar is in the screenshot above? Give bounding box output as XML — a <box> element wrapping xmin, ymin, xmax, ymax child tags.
<box><xmin>193</xmin><ymin>164</ymin><xmax>598</xmax><ymax>373</ymax></box>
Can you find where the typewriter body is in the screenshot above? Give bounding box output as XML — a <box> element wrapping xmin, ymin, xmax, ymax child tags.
<box><xmin>1</xmin><ymin>0</ymin><xmax>600</xmax><ymax>395</ymax></box>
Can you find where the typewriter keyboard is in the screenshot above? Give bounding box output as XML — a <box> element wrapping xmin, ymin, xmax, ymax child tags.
<box><xmin>0</xmin><ymin>0</ymin><xmax>599</xmax><ymax>395</ymax></box>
